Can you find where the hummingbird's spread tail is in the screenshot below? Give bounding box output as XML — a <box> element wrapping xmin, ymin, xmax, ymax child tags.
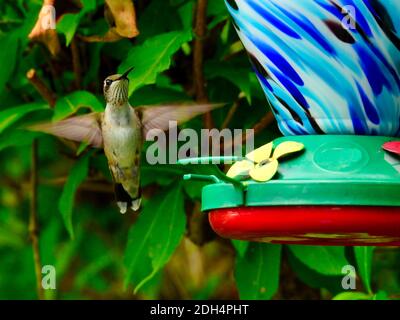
<box><xmin>117</xmin><ymin>201</ymin><xmax>128</xmax><ymax>214</ymax></box>
<box><xmin>131</xmin><ymin>198</ymin><xmax>141</xmax><ymax>211</ymax></box>
<box><xmin>114</xmin><ymin>183</ymin><xmax>141</xmax><ymax>214</ymax></box>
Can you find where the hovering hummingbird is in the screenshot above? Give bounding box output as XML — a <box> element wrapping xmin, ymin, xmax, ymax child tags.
<box><xmin>32</xmin><ymin>67</ymin><xmax>221</xmax><ymax>214</ymax></box>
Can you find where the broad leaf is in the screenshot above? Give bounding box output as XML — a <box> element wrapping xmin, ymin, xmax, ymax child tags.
<box><xmin>83</xmin><ymin>43</ymin><xmax>104</xmax><ymax>87</ymax></box>
<box><xmin>178</xmin><ymin>1</ymin><xmax>195</xmax><ymax>31</ymax></box>
<box><xmin>58</xmin><ymin>152</ymin><xmax>92</xmax><ymax>239</ymax></box>
<box><xmin>289</xmin><ymin>245</ymin><xmax>349</xmax><ymax>276</ymax></box>
<box><xmin>124</xmin><ymin>184</ymin><xmax>186</xmax><ymax>293</ymax></box>
<box><xmin>57</xmin><ymin>0</ymin><xmax>97</xmax><ymax>46</ymax></box>
<box><xmin>287</xmin><ymin>249</ymin><xmax>346</xmax><ymax>295</ymax></box>
<box><xmin>207</xmin><ymin>0</ymin><xmax>228</xmax><ymax>17</ymax></box>
<box><xmin>207</xmin><ymin>0</ymin><xmax>229</xmax><ymax>29</ymax></box>
<box><xmin>53</xmin><ymin>91</ymin><xmax>103</xmax><ymax>121</ymax></box>
<box><xmin>235</xmin><ymin>243</ymin><xmax>281</xmax><ymax>299</ymax></box>
<box><xmin>333</xmin><ymin>292</ymin><xmax>371</xmax><ymax>300</ymax></box>
<box><xmin>205</xmin><ymin>61</ymin><xmax>252</xmax><ymax>103</ymax></box>
<box><xmin>0</xmin><ymin>130</ymin><xmax>43</xmax><ymax>152</ymax></box>
<box><xmin>119</xmin><ymin>30</ymin><xmax>193</xmax><ymax>95</ymax></box>
<box><xmin>373</xmin><ymin>291</ymin><xmax>390</xmax><ymax>300</ymax></box>
<box><xmin>139</xmin><ymin>1</ymin><xmax>182</xmax><ymax>40</ymax></box>
<box><xmin>354</xmin><ymin>246</ymin><xmax>374</xmax><ymax>294</ymax></box>
<box><xmin>0</xmin><ymin>102</ymin><xmax>48</xmax><ymax>134</ymax></box>
<box><xmin>140</xmin><ymin>164</ymin><xmax>185</xmax><ymax>187</ymax></box>
<box><xmin>131</xmin><ymin>86</ymin><xmax>189</xmax><ymax>106</ymax></box>
<box><xmin>57</xmin><ymin>14</ymin><xmax>81</xmax><ymax>46</ymax></box>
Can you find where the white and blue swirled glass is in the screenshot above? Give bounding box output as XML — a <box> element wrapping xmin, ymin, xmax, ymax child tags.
<box><xmin>225</xmin><ymin>0</ymin><xmax>400</xmax><ymax>136</ymax></box>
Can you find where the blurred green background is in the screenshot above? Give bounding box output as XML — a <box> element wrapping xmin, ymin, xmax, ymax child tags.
<box><xmin>0</xmin><ymin>0</ymin><xmax>399</xmax><ymax>300</ymax></box>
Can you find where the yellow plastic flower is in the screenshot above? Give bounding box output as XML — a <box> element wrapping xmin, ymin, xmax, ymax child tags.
<box><xmin>226</xmin><ymin>141</ymin><xmax>304</xmax><ymax>182</ymax></box>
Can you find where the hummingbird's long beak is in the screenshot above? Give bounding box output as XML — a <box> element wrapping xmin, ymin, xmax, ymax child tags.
<box><xmin>118</xmin><ymin>67</ymin><xmax>134</xmax><ymax>80</ymax></box>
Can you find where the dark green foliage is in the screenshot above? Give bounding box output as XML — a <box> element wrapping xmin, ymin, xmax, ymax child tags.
<box><xmin>235</xmin><ymin>243</ymin><xmax>281</xmax><ymax>299</ymax></box>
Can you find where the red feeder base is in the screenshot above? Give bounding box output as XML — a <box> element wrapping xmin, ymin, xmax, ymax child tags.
<box><xmin>209</xmin><ymin>206</ymin><xmax>400</xmax><ymax>246</ymax></box>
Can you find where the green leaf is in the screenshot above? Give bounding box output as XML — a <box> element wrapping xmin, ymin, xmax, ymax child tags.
<box><xmin>54</xmin><ymin>227</ymin><xmax>84</xmax><ymax>279</ymax></box>
<box><xmin>289</xmin><ymin>245</ymin><xmax>349</xmax><ymax>276</ymax></box>
<box><xmin>0</xmin><ymin>32</ymin><xmax>19</xmax><ymax>94</ymax></box>
<box><xmin>82</xmin><ymin>0</ymin><xmax>96</xmax><ymax>11</ymax></box>
<box><xmin>57</xmin><ymin>0</ymin><xmax>97</xmax><ymax>46</ymax></box>
<box><xmin>0</xmin><ymin>130</ymin><xmax>42</xmax><ymax>152</ymax></box>
<box><xmin>205</xmin><ymin>61</ymin><xmax>252</xmax><ymax>103</ymax></box>
<box><xmin>138</xmin><ymin>1</ymin><xmax>183</xmax><ymax>40</ymax></box>
<box><xmin>57</xmin><ymin>14</ymin><xmax>81</xmax><ymax>46</ymax></box>
<box><xmin>235</xmin><ymin>243</ymin><xmax>281</xmax><ymax>299</ymax></box>
<box><xmin>75</xmin><ymin>255</ymin><xmax>114</xmax><ymax>290</ymax></box>
<box><xmin>178</xmin><ymin>0</ymin><xmax>195</xmax><ymax>30</ymax></box>
<box><xmin>83</xmin><ymin>43</ymin><xmax>103</xmax><ymax>88</ymax></box>
<box><xmin>231</xmin><ymin>240</ymin><xmax>249</xmax><ymax>258</ymax></box>
<box><xmin>373</xmin><ymin>291</ymin><xmax>390</xmax><ymax>300</ymax></box>
<box><xmin>333</xmin><ymin>292</ymin><xmax>371</xmax><ymax>300</ymax></box>
<box><xmin>58</xmin><ymin>152</ymin><xmax>92</xmax><ymax>239</ymax></box>
<box><xmin>76</xmin><ymin>142</ymin><xmax>90</xmax><ymax>156</ymax></box>
<box><xmin>119</xmin><ymin>30</ymin><xmax>193</xmax><ymax>95</ymax></box>
<box><xmin>207</xmin><ymin>0</ymin><xmax>229</xmax><ymax>31</ymax></box>
<box><xmin>124</xmin><ymin>184</ymin><xmax>186</xmax><ymax>293</ymax></box>
<box><xmin>140</xmin><ymin>164</ymin><xmax>185</xmax><ymax>187</ymax></box>
<box><xmin>287</xmin><ymin>249</ymin><xmax>345</xmax><ymax>295</ymax></box>
<box><xmin>354</xmin><ymin>246</ymin><xmax>374</xmax><ymax>294</ymax></box>
<box><xmin>130</xmin><ymin>86</ymin><xmax>189</xmax><ymax>106</ymax></box>
<box><xmin>0</xmin><ymin>102</ymin><xmax>48</xmax><ymax>134</ymax></box>
<box><xmin>53</xmin><ymin>91</ymin><xmax>103</xmax><ymax>121</ymax></box>
<box><xmin>207</xmin><ymin>0</ymin><xmax>227</xmax><ymax>17</ymax></box>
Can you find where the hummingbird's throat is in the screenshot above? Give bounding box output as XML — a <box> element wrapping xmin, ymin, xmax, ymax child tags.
<box><xmin>109</xmin><ymin>80</ymin><xmax>129</xmax><ymax>105</ymax></box>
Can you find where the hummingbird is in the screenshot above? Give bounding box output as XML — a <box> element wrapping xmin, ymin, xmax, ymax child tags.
<box><xmin>32</xmin><ymin>67</ymin><xmax>221</xmax><ymax>214</ymax></box>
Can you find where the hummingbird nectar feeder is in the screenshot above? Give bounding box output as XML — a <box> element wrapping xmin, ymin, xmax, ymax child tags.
<box><xmin>181</xmin><ymin>0</ymin><xmax>400</xmax><ymax>246</ymax></box>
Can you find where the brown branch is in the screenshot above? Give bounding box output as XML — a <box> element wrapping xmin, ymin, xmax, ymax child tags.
<box><xmin>71</xmin><ymin>37</ymin><xmax>82</xmax><ymax>89</ymax></box>
<box><xmin>242</xmin><ymin>111</ymin><xmax>275</xmax><ymax>144</ymax></box>
<box><xmin>221</xmin><ymin>101</ymin><xmax>239</xmax><ymax>130</ymax></box>
<box><xmin>29</xmin><ymin>140</ymin><xmax>44</xmax><ymax>300</ymax></box>
<box><xmin>26</xmin><ymin>69</ymin><xmax>57</xmax><ymax>107</ymax></box>
<box><xmin>221</xmin><ymin>111</ymin><xmax>275</xmax><ymax>153</ymax></box>
<box><xmin>220</xmin><ymin>93</ymin><xmax>245</xmax><ymax>129</ymax></box>
<box><xmin>193</xmin><ymin>0</ymin><xmax>213</xmax><ymax>129</ymax></box>
<box><xmin>27</xmin><ymin>69</ymin><xmax>57</xmax><ymax>300</ymax></box>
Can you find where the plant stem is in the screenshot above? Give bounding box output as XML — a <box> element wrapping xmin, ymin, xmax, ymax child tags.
<box><xmin>243</xmin><ymin>111</ymin><xmax>275</xmax><ymax>143</ymax></box>
<box><xmin>221</xmin><ymin>111</ymin><xmax>275</xmax><ymax>153</ymax></box>
<box><xmin>26</xmin><ymin>69</ymin><xmax>57</xmax><ymax>107</ymax></box>
<box><xmin>193</xmin><ymin>0</ymin><xmax>213</xmax><ymax>129</ymax></box>
<box><xmin>27</xmin><ymin>69</ymin><xmax>57</xmax><ymax>300</ymax></box>
<box><xmin>29</xmin><ymin>140</ymin><xmax>44</xmax><ymax>300</ymax></box>
<box><xmin>221</xmin><ymin>94</ymin><xmax>244</xmax><ymax>129</ymax></box>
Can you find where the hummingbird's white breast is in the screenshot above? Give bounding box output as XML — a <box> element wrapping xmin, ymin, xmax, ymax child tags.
<box><xmin>102</xmin><ymin>103</ymin><xmax>142</xmax><ymax>175</ymax></box>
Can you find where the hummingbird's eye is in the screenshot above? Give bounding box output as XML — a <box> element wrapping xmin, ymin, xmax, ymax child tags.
<box><xmin>105</xmin><ymin>79</ymin><xmax>113</xmax><ymax>86</ymax></box>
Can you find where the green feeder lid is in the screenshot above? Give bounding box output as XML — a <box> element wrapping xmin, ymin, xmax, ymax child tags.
<box><xmin>184</xmin><ymin>135</ymin><xmax>400</xmax><ymax>211</ymax></box>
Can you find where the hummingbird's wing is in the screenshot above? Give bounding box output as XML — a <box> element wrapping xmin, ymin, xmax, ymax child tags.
<box><xmin>29</xmin><ymin>113</ymin><xmax>103</xmax><ymax>148</ymax></box>
<box><xmin>137</xmin><ymin>104</ymin><xmax>224</xmax><ymax>136</ymax></box>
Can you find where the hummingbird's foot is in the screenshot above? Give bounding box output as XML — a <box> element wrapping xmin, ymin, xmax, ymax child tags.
<box><xmin>131</xmin><ymin>198</ymin><xmax>141</xmax><ymax>211</ymax></box>
<box><xmin>117</xmin><ymin>201</ymin><xmax>128</xmax><ymax>214</ymax></box>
